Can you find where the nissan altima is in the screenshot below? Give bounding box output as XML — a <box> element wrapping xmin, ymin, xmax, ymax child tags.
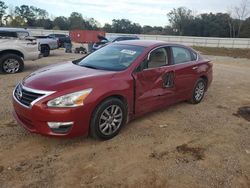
<box><xmin>13</xmin><ymin>40</ymin><xmax>213</xmax><ymax>140</ymax></box>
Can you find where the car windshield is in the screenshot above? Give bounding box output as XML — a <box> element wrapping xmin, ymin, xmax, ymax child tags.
<box><xmin>78</xmin><ymin>44</ymin><xmax>145</xmax><ymax>71</ymax></box>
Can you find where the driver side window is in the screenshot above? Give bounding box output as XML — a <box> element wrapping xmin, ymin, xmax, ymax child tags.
<box><xmin>148</xmin><ymin>48</ymin><xmax>168</xmax><ymax>69</ymax></box>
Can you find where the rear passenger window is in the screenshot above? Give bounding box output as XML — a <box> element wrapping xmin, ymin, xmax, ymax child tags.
<box><xmin>148</xmin><ymin>48</ymin><xmax>168</xmax><ymax>69</ymax></box>
<box><xmin>172</xmin><ymin>47</ymin><xmax>192</xmax><ymax>64</ymax></box>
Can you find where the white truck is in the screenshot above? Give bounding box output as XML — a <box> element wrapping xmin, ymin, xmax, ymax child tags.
<box><xmin>33</xmin><ymin>35</ymin><xmax>59</xmax><ymax>57</ymax></box>
<box><xmin>0</xmin><ymin>28</ymin><xmax>59</xmax><ymax>57</ymax></box>
<box><xmin>0</xmin><ymin>31</ymin><xmax>40</xmax><ymax>74</ymax></box>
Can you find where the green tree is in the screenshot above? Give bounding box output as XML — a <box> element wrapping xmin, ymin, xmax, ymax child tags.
<box><xmin>240</xmin><ymin>17</ymin><xmax>250</xmax><ymax>37</ymax></box>
<box><xmin>0</xmin><ymin>0</ymin><xmax>8</xmax><ymax>26</ymax></box>
<box><xmin>68</xmin><ymin>12</ymin><xmax>84</xmax><ymax>29</ymax></box>
<box><xmin>103</xmin><ymin>23</ymin><xmax>113</xmax><ymax>32</ymax></box>
<box><xmin>142</xmin><ymin>25</ymin><xmax>153</xmax><ymax>34</ymax></box>
<box><xmin>54</xmin><ymin>16</ymin><xmax>69</xmax><ymax>30</ymax></box>
<box><xmin>233</xmin><ymin>0</ymin><xmax>250</xmax><ymax>37</ymax></box>
<box><xmin>142</xmin><ymin>25</ymin><xmax>165</xmax><ymax>34</ymax></box>
<box><xmin>163</xmin><ymin>26</ymin><xmax>175</xmax><ymax>35</ymax></box>
<box><xmin>86</xmin><ymin>18</ymin><xmax>101</xmax><ymax>30</ymax></box>
<box><xmin>30</xmin><ymin>6</ymin><xmax>48</xmax><ymax>19</ymax></box>
<box><xmin>167</xmin><ymin>7</ymin><xmax>193</xmax><ymax>35</ymax></box>
<box><xmin>35</xmin><ymin>18</ymin><xmax>53</xmax><ymax>29</ymax></box>
<box><xmin>198</xmin><ymin>13</ymin><xmax>231</xmax><ymax>37</ymax></box>
<box><xmin>111</xmin><ymin>19</ymin><xmax>141</xmax><ymax>34</ymax></box>
<box><xmin>9</xmin><ymin>16</ymin><xmax>26</xmax><ymax>27</ymax></box>
<box><xmin>15</xmin><ymin>5</ymin><xmax>35</xmax><ymax>26</ymax></box>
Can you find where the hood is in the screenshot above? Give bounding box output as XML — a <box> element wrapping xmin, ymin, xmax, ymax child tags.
<box><xmin>22</xmin><ymin>62</ymin><xmax>115</xmax><ymax>91</ymax></box>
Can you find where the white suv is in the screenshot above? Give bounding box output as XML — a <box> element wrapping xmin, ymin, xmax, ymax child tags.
<box><xmin>0</xmin><ymin>31</ymin><xmax>40</xmax><ymax>74</ymax></box>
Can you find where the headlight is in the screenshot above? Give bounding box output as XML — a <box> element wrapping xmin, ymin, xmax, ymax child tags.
<box><xmin>47</xmin><ymin>89</ymin><xmax>92</xmax><ymax>107</ymax></box>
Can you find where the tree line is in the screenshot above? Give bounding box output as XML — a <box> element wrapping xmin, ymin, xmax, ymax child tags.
<box><xmin>0</xmin><ymin>0</ymin><xmax>250</xmax><ymax>38</ymax></box>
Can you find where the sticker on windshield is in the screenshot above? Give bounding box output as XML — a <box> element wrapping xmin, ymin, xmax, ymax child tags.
<box><xmin>121</xmin><ymin>49</ymin><xmax>136</xmax><ymax>55</ymax></box>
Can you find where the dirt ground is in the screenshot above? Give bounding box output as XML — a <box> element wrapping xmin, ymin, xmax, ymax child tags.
<box><xmin>193</xmin><ymin>47</ymin><xmax>250</xmax><ymax>59</ymax></box>
<box><xmin>0</xmin><ymin>49</ymin><xmax>250</xmax><ymax>188</ymax></box>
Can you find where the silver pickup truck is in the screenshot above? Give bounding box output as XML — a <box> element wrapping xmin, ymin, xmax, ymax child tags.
<box><xmin>0</xmin><ymin>28</ymin><xmax>59</xmax><ymax>57</ymax></box>
<box><xmin>0</xmin><ymin>30</ymin><xmax>40</xmax><ymax>74</ymax></box>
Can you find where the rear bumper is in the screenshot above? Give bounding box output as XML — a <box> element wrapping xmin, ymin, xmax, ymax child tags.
<box><xmin>12</xmin><ymin>97</ymin><xmax>92</xmax><ymax>138</ymax></box>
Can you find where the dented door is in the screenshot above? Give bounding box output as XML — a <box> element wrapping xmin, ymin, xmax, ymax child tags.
<box><xmin>133</xmin><ymin>66</ymin><xmax>176</xmax><ymax>115</ymax></box>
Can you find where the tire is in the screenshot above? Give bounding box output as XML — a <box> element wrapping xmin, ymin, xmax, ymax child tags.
<box><xmin>41</xmin><ymin>45</ymin><xmax>50</xmax><ymax>57</ymax></box>
<box><xmin>189</xmin><ymin>78</ymin><xmax>206</xmax><ymax>104</ymax></box>
<box><xmin>90</xmin><ymin>98</ymin><xmax>127</xmax><ymax>140</ymax></box>
<box><xmin>0</xmin><ymin>53</ymin><xmax>24</xmax><ymax>74</ymax></box>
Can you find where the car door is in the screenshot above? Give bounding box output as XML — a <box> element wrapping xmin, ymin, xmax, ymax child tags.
<box><xmin>171</xmin><ymin>46</ymin><xmax>199</xmax><ymax>101</ymax></box>
<box><xmin>132</xmin><ymin>47</ymin><xmax>177</xmax><ymax>115</ymax></box>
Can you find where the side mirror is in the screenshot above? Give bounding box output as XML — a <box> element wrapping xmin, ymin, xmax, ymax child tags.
<box><xmin>135</xmin><ymin>59</ymin><xmax>149</xmax><ymax>73</ymax></box>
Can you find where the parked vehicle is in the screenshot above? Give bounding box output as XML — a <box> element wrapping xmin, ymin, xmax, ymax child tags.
<box><xmin>48</xmin><ymin>34</ymin><xmax>71</xmax><ymax>48</ymax></box>
<box><xmin>0</xmin><ymin>31</ymin><xmax>40</xmax><ymax>74</ymax></box>
<box><xmin>13</xmin><ymin>40</ymin><xmax>213</xmax><ymax>140</ymax></box>
<box><xmin>92</xmin><ymin>35</ymin><xmax>139</xmax><ymax>51</ymax></box>
<box><xmin>31</xmin><ymin>35</ymin><xmax>58</xmax><ymax>57</ymax></box>
<box><xmin>0</xmin><ymin>28</ymin><xmax>58</xmax><ymax>57</ymax></box>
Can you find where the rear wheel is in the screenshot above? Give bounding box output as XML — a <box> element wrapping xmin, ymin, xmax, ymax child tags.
<box><xmin>189</xmin><ymin>78</ymin><xmax>206</xmax><ymax>104</ymax></box>
<box><xmin>90</xmin><ymin>98</ymin><xmax>127</xmax><ymax>140</ymax></box>
<box><xmin>0</xmin><ymin>54</ymin><xmax>24</xmax><ymax>74</ymax></box>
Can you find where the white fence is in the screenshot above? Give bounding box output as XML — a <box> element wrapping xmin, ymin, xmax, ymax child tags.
<box><xmin>28</xmin><ymin>29</ymin><xmax>250</xmax><ymax>49</ymax></box>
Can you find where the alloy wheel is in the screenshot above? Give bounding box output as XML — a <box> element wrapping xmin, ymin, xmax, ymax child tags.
<box><xmin>99</xmin><ymin>105</ymin><xmax>123</xmax><ymax>136</ymax></box>
<box><xmin>3</xmin><ymin>59</ymin><xmax>20</xmax><ymax>73</ymax></box>
<box><xmin>194</xmin><ymin>81</ymin><xmax>205</xmax><ymax>101</ymax></box>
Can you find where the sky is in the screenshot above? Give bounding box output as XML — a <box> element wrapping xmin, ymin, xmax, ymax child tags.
<box><xmin>5</xmin><ymin>0</ymin><xmax>241</xmax><ymax>26</ymax></box>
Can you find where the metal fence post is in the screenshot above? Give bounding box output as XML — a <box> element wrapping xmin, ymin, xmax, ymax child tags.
<box><xmin>217</xmin><ymin>39</ymin><xmax>220</xmax><ymax>48</ymax></box>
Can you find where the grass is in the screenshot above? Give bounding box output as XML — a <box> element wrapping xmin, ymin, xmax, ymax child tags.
<box><xmin>192</xmin><ymin>46</ymin><xmax>250</xmax><ymax>59</ymax></box>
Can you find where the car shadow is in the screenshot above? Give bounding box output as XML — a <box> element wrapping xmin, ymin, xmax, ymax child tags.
<box><xmin>122</xmin><ymin>101</ymin><xmax>190</xmax><ymax>133</ymax></box>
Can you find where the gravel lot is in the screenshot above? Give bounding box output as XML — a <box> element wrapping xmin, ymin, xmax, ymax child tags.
<box><xmin>0</xmin><ymin>49</ymin><xmax>250</xmax><ymax>188</ymax></box>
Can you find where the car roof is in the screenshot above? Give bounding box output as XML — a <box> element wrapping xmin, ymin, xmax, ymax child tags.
<box><xmin>117</xmin><ymin>40</ymin><xmax>197</xmax><ymax>52</ymax></box>
<box><xmin>116</xmin><ymin>40</ymin><xmax>182</xmax><ymax>48</ymax></box>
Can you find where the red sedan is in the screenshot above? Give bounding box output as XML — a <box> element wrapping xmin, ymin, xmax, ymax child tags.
<box><xmin>12</xmin><ymin>40</ymin><xmax>213</xmax><ymax>140</ymax></box>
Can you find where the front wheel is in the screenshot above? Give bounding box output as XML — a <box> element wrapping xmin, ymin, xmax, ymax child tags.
<box><xmin>90</xmin><ymin>98</ymin><xmax>127</xmax><ymax>140</ymax></box>
<box><xmin>41</xmin><ymin>45</ymin><xmax>50</xmax><ymax>57</ymax></box>
<box><xmin>189</xmin><ymin>78</ymin><xmax>206</xmax><ymax>104</ymax></box>
<box><xmin>0</xmin><ymin>54</ymin><xmax>24</xmax><ymax>74</ymax></box>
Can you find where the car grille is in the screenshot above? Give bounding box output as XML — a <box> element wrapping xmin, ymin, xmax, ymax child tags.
<box><xmin>14</xmin><ymin>84</ymin><xmax>45</xmax><ymax>107</ymax></box>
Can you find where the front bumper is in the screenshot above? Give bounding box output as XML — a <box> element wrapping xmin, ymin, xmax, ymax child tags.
<box><xmin>12</xmin><ymin>97</ymin><xmax>92</xmax><ymax>138</ymax></box>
